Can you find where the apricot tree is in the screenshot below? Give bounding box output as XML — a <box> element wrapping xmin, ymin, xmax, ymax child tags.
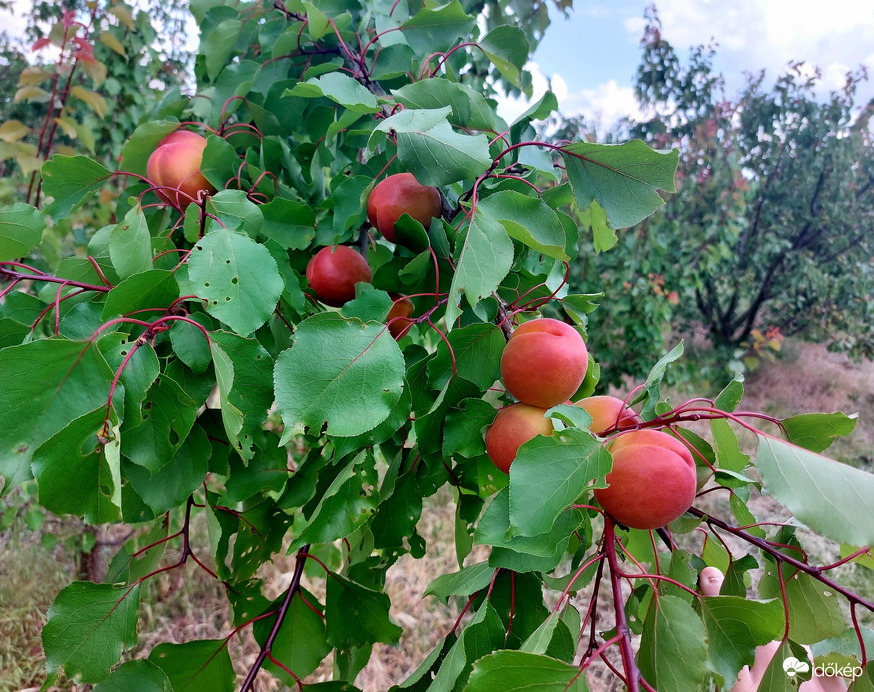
<box><xmin>0</xmin><ymin>1</ymin><xmax>872</xmax><ymax>691</ymax></box>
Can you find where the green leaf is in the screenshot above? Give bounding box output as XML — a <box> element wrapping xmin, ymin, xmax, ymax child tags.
<box><xmin>149</xmin><ymin>640</ymin><xmax>235</xmax><ymax>692</ymax></box>
<box><xmin>714</xmin><ymin>375</ymin><xmax>745</xmax><ymax>412</ymax></box>
<box><xmin>92</xmin><ymin>660</ymin><xmax>173</xmax><ymax>692</ymax></box>
<box><xmin>699</xmin><ymin>596</ymin><xmax>785</xmax><ymax>685</ymax></box>
<box><xmin>253</xmin><ymin>590</ymin><xmax>331</xmax><ymax>682</ymax></box>
<box><xmin>424</xmin><ymin>562</ymin><xmax>495</xmax><ymax>605</ymax></box>
<box><xmin>260</xmin><ymin>197</ymin><xmax>316</xmax><ymax>250</ymax></box>
<box><xmin>288</xmin><ymin>72</ymin><xmax>380</xmax><ymax>113</ymax></box>
<box><xmin>780</xmin><ymin>412</ymin><xmax>858</xmax><ymax>453</ymax></box>
<box><xmin>392</xmin><ymin>78</ymin><xmax>495</xmax><ymax>130</ymax></box>
<box><xmin>168</xmin><ymin>314</ymin><xmax>212</xmax><ymax>374</ymax></box>
<box><xmin>0</xmin><ymin>203</ymin><xmax>45</xmax><ymax>260</ymax></box>
<box><xmin>102</xmin><ymin>269</ymin><xmax>179</xmax><ymax>320</ymax></box>
<box><xmin>637</xmin><ymin>594</ymin><xmax>708</xmax><ymax>691</ymax></box>
<box><xmin>478</xmin><ymin>191</ymin><xmax>570</xmax><ymax>261</ymax></box>
<box><xmin>274</xmin><ymin>312</ymin><xmax>405</xmax><ymax>438</ymax></box>
<box><xmin>122</xmin><ymin>375</ymin><xmax>197</xmax><ymax>475</ymax></box>
<box><xmin>43</xmin><ymin>582</ymin><xmax>140</xmax><ymax>683</ymax></box>
<box><xmin>210</xmin><ymin>331</ymin><xmax>274</xmax><ymax>460</ymax></box>
<box><xmin>445</xmin><ymin>209</ymin><xmax>513</xmax><ymax>326</ymax></box>
<box><xmin>442</xmin><ymin>398</ymin><xmax>495</xmax><ymax>458</ymax></box>
<box><xmin>0</xmin><ymin>339</ymin><xmax>114</xmax><ymax>492</ymax></box>
<box><xmin>427</xmin><ymin>322</ymin><xmax>504</xmax><ymax>391</ymax></box>
<box><xmin>325</xmin><ymin>573</ymin><xmax>403</xmax><ymax>650</ymax></box>
<box><xmin>119</xmin><ymin>120</ymin><xmax>179</xmax><ymax>176</ymax></box>
<box><xmin>508</xmin><ymin>428</ymin><xmax>610</xmax><ymax>538</ymax></box>
<box><xmin>479</xmin><ymin>26</ymin><xmax>529</xmax><ymax>87</ymax></box>
<box><xmin>579</xmin><ymin>200</ymin><xmax>615</xmax><ymax>252</ymax></box>
<box><xmin>711</xmin><ymin>417</ymin><xmax>750</xmax><ymax>473</ymax></box>
<box><xmin>561</xmin><ymin>140</ymin><xmax>679</xmax><ymax>229</ymax></box>
<box><xmin>400</xmin><ymin>1</ymin><xmax>476</xmax><ymax>55</ymax></box>
<box><xmin>465</xmin><ymin>650</ymin><xmax>588</xmax><ymax>691</ymax></box>
<box><xmin>109</xmin><ymin>204</ymin><xmax>153</xmax><ymax>279</ymax></box>
<box><xmin>42</xmin><ymin>154</ymin><xmax>111</xmax><ymax>218</ymax></box>
<box><xmin>639</xmin><ymin>341</ymin><xmax>684</xmax><ymax>419</ymax></box>
<box><xmin>188</xmin><ymin>229</ymin><xmax>284</xmax><ymax>336</ymax></box>
<box><xmin>205</xmin><ymin>189</ymin><xmax>264</xmax><ymax>238</ymax></box>
<box><xmin>290</xmin><ymin>451</ymin><xmax>378</xmax><ymax>550</ymax></box>
<box><xmin>125</xmin><ymin>424</ymin><xmax>210</xmax><ymax>514</ymax></box>
<box><xmin>432</xmin><ymin>601</ymin><xmax>507</xmax><ymax>691</ymax></box>
<box><xmin>756</xmin><ymin>434</ymin><xmax>874</xmax><ymax>546</ymax></box>
<box><xmin>397</xmin><ymin>119</ymin><xmax>492</xmax><ymax>187</ymax></box>
<box><xmin>202</xmin><ymin>19</ymin><xmax>242</xmax><ymax>81</ymax></box>
<box><xmin>33</xmin><ymin>407</ymin><xmax>122</xmax><ymax>523</ymax></box>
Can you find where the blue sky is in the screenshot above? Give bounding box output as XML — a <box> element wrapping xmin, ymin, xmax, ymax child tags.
<box><xmin>505</xmin><ymin>0</ymin><xmax>874</xmax><ymax>127</ymax></box>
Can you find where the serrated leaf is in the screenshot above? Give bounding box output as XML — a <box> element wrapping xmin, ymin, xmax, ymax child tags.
<box><xmin>445</xmin><ymin>209</ymin><xmax>513</xmax><ymax>326</ymax></box>
<box><xmin>109</xmin><ymin>205</ymin><xmax>152</xmax><ymax>279</ymax></box>
<box><xmin>0</xmin><ymin>203</ymin><xmax>45</xmax><ymax>260</ymax></box>
<box><xmin>397</xmin><ymin>119</ymin><xmax>491</xmax><ymax>187</ymax></box>
<box><xmin>325</xmin><ymin>573</ymin><xmax>402</xmax><ymax>650</ymax></box>
<box><xmin>188</xmin><ymin>229</ymin><xmax>284</xmax><ymax>336</ymax></box>
<box><xmin>259</xmin><ymin>197</ymin><xmax>316</xmax><ymax>250</ymax></box>
<box><xmin>32</xmin><ymin>407</ymin><xmax>122</xmax><ymax>522</ymax></box>
<box><xmin>427</xmin><ymin>322</ymin><xmax>504</xmax><ymax>391</ymax></box>
<box><xmin>478</xmin><ymin>190</ymin><xmax>570</xmax><ymax>260</ymax></box>
<box><xmin>92</xmin><ymin>660</ymin><xmax>172</xmax><ymax>692</ymax></box>
<box><xmin>756</xmin><ymin>434</ymin><xmax>874</xmax><ymax>546</ymax></box>
<box><xmin>780</xmin><ymin>412</ymin><xmax>858</xmax><ymax>453</ymax></box>
<box><xmin>715</xmin><ymin>375</ymin><xmax>745</xmax><ymax>412</ymax></box>
<box><xmin>465</xmin><ymin>650</ymin><xmax>588</xmax><ymax>691</ymax></box>
<box><xmin>443</xmin><ymin>398</ymin><xmax>495</xmax><ymax>458</ymax></box>
<box><xmin>562</xmin><ymin>140</ymin><xmax>678</xmax><ymax>229</ymax></box>
<box><xmin>699</xmin><ymin>596</ymin><xmax>785</xmax><ymax>685</ymax></box>
<box><xmin>392</xmin><ymin>78</ymin><xmax>495</xmax><ymax>130</ymax></box>
<box><xmin>253</xmin><ymin>590</ymin><xmax>331</xmax><ymax>682</ymax></box>
<box><xmin>274</xmin><ymin>312</ymin><xmax>405</xmax><ymax>438</ymax></box>
<box><xmin>290</xmin><ymin>451</ymin><xmax>378</xmax><ymax>550</ymax></box>
<box><xmin>149</xmin><ymin>640</ymin><xmax>235</xmax><ymax>692</ymax></box>
<box><xmin>424</xmin><ymin>562</ymin><xmax>495</xmax><ymax>605</ymax></box>
<box><xmin>637</xmin><ymin>594</ymin><xmax>708</xmax><ymax>691</ymax></box>
<box><xmin>202</xmin><ymin>19</ymin><xmax>242</xmax><ymax>82</ymax></box>
<box><xmin>400</xmin><ymin>1</ymin><xmax>476</xmax><ymax>54</ymax></box>
<box><xmin>288</xmin><ymin>72</ymin><xmax>380</xmax><ymax>113</ymax></box>
<box><xmin>43</xmin><ymin>582</ymin><xmax>140</xmax><ymax>683</ymax></box>
<box><xmin>42</xmin><ymin>154</ymin><xmax>111</xmax><ymax>218</ymax></box>
<box><xmin>479</xmin><ymin>26</ymin><xmax>529</xmax><ymax>87</ymax></box>
<box><xmin>0</xmin><ymin>339</ymin><xmax>114</xmax><ymax>492</ymax></box>
<box><xmin>102</xmin><ymin>269</ymin><xmax>178</xmax><ymax>319</ymax></box>
<box><xmin>432</xmin><ymin>601</ymin><xmax>506</xmax><ymax>691</ymax></box>
<box><xmin>508</xmin><ymin>428</ymin><xmax>610</xmax><ymax>538</ymax></box>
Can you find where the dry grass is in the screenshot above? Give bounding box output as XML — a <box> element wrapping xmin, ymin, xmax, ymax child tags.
<box><xmin>2</xmin><ymin>339</ymin><xmax>872</xmax><ymax>691</ymax></box>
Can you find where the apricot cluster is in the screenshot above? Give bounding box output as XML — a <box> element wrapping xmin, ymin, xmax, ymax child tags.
<box><xmin>484</xmin><ymin>321</ymin><xmax>699</xmax><ymax>530</ymax></box>
<box><xmin>485</xmin><ymin>318</ymin><xmax>588</xmax><ymax>473</ymax></box>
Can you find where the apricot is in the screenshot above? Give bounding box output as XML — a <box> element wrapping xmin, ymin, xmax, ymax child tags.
<box><xmin>500</xmin><ymin>318</ymin><xmax>588</xmax><ymax>408</ymax></box>
<box><xmin>594</xmin><ymin>443</ymin><xmax>697</xmax><ymax>529</ymax></box>
<box><xmin>574</xmin><ymin>395</ymin><xmax>640</xmax><ymax>435</ymax></box>
<box><xmin>485</xmin><ymin>403</ymin><xmax>553</xmax><ymax>474</ymax></box>
<box><xmin>367</xmin><ymin>173</ymin><xmax>442</xmax><ymax>242</ymax></box>
<box><xmin>146</xmin><ymin>130</ymin><xmax>217</xmax><ymax>210</ymax></box>
<box><xmin>305</xmin><ymin>245</ymin><xmax>372</xmax><ymax>307</ymax></box>
<box><xmin>610</xmin><ymin>429</ymin><xmax>694</xmax><ymax>468</ymax></box>
<box><xmin>387</xmin><ymin>294</ymin><xmax>414</xmax><ymax>339</ymax></box>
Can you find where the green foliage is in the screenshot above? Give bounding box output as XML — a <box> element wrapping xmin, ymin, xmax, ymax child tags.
<box><xmin>0</xmin><ymin>2</ymin><xmax>871</xmax><ymax>691</ymax></box>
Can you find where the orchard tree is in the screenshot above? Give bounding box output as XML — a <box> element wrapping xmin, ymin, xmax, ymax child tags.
<box><xmin>0</xmin><ymin>1</ymin><xmax>873</xmax><ymax>691</ymax></box>
<box><xmin>575</xmin><ymin>6</ymin><xmax>874</xmax><ymax>383</ymax></box>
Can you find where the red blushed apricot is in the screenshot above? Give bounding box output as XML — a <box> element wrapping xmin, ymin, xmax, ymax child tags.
<box><xmin>574</xmin><ymin>395</ymin><xmax>640</xmax><ymax>435</ymax></box>
<box><xmin>485</xmin><ymin>403</ymin><xmax>553</xmax><ymax>474</ymax></box>
<box><xmin>594</xmin><ymin>443</ymin><xmax>697</xmax><ymax>530</ymax></box>
<box><xmin>500</xmin><ymin>318</ymin><xmax>588</xmax><ymax>408</ymax></box>
<box><xmin>610</xmin><ymin>429</ymin><xmax>695</xmax><ymax>469</ymax></box>
<box><xmin>387</xmin><ymin>294</ymin><xmax>414</xmax><ymax>339</ymax></box>
<box><xmin>146</xmin><ymin>130</ymin><xmax>217</xmax><ymax>210</ymax></box>
<box><xmin>367</xmin><ymin>173</ymin><xmax>442</xmax><ymax>243</ymax></box>
<box><xmin>305</xmin><ymin>245</ymin><xmax>372</xmax><ymax>307</ymax></box>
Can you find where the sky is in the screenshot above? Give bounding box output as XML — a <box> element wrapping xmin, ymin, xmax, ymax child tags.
<box><xmin>507</xmin><ymin>0</ymin><xmax>874</xmax><ymax>127</ymax></box>
<box><xmin>2</xmin><ymin>0</ymin><xmax>872</xmax><ymax>128</ymax></box>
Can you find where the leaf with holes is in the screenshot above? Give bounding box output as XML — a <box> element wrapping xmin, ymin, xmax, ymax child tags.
<box><xmin>188</xmin><ymin>229</ymin><xmax>284</xmax><ymax>337</ymax></box>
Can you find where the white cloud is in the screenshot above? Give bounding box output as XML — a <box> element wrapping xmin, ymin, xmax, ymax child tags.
<box><xmin>495</xmin><ymin>63</ymin><xmax>642</xmax><ymax>131</ymax></box>
<box><xmin>632</xmin><ymin>0</ymin><xmax>874</xmax><ymax>101</ymax></box>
